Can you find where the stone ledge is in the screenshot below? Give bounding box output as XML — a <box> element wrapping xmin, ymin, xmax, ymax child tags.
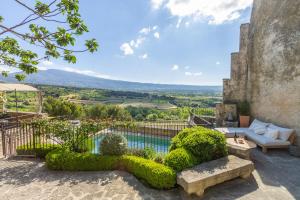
<box><xmin>177</xmin><ymin>155</ymin><xmax>254</xmax><ymax>197</ymax></box>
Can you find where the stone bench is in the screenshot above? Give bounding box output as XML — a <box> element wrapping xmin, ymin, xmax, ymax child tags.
<box><xmin>177</xmin><ymin>155</ymin><xmax>254</xmax><ymax>197</ymax></box>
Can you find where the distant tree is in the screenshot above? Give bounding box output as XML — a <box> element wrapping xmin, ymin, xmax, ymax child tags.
<box><xmin>43</xmin><ymin>96</ymin><xmax>83</xmax><ymax>119</ymax></box>
<box><xmin>0</xmin><ymin>0</ymin><xmax>98</xmax><ymax>80</ymax></box>
<box><xmin>87</xmin><ymin>104</ymin><xmax>132</xmax><ymax>121</ymax></box>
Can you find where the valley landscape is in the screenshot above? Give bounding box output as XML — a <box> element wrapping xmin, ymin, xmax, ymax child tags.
<box><xmin>1</xmin><ymin>69</ymin><xmax>222</xmax><ymax>121</ymax></box>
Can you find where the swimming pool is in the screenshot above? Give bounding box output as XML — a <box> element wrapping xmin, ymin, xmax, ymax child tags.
<box><xmin>93</xmin><ymin>131</ymin><xmax>172</xmax><ymax>153</ymax></box>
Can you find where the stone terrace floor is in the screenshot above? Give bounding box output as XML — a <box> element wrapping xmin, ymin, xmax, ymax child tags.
<box><xmin>0</xmin><ymin>149</ymin><xmax>300</xmax><ymax>200</ymax></box>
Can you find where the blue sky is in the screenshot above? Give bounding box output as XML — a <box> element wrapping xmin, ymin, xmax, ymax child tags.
<box><xmin>1</xmin><ymin>0</ymin><xmax>253</xmax><ymax>85</ymax></box>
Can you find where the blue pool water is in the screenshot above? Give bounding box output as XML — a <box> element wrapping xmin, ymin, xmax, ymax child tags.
<box><xmin>93</xmin><ymin>131</ymin><xmax>171</xmax><ymax>153</ymax></box>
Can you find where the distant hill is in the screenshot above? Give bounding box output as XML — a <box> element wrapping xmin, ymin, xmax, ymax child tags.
<box><xmin>0</xmin><ymin>69</ymin><xmax>222</xmax><ymax>94</ymax></box>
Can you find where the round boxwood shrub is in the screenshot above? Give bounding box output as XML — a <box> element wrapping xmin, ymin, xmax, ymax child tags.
<box><xmin>164</xmin><ymin>148</ymin><xmax>198</xmax><ymax>172</ymax></box>
<box><xmin>100</xmin><ymin>133</ymin><xmax>128</xmax><ymax>156</ymax></box>
<box><xmin>169</xmin><ymin>126</ymin><xmax>208</xmax><ymax>151</ymax></box>
<box><xmin>169</xmin><ymin>126</ymin><xmax>227</xmax><ymax>164</ymax></box>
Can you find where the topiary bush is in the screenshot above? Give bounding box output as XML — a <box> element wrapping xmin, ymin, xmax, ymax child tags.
<box><xmin>169</xmin><ymin>126</ymin><xmax>208</xmax><ymax>151</ymax></box>
<box><xmin>100</xmin><ymin>133</ymin><xmax>128</xmax><ymax>156</ymax></box>
<box><xmin>46</xmin><ymin>150</ymin><xmax>176</xmax><ymax>189</ymax></box>
<box><xmin>164</xmin><ymin>148</ymin><xmax>198</xmax><ymax>172</ymax></box>
<box><xmin>16</xmin><ymin>143</ymin><xmax>60</xmax><ymax>158</ymax></box>
<box><xmin>168</xmin><ymin>126</ymin><xmax>228</xmax><ymax>165</ymax></box>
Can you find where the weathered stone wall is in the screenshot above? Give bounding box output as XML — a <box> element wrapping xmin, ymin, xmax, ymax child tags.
<box><xmin>223</xmin><ymin>24</ymin><xmax>250</xmax><ymax>103</ymax></box>
<box><xmin>247</xmin><ymin>0</ymin><xmax>300</xmax><ymax>144</ymax></box>
<box><xmin>222</xmin><ymin>0</ymin><xmax>300</xmax><ymax>144</ymax></box>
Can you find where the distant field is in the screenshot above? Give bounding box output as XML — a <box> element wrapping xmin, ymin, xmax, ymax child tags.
<box><xmin>68</xmin><ymin>98</ymin><xmax>177</xmax><ymax>110</ymax></box>
<box><xmin>120</xmin><ymin>101</ymin><xmax>177</xmax><ymax>110</ymax></box>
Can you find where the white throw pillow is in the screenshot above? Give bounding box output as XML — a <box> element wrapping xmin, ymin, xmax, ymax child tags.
<box><xmin>249</xmin><ymin>119</ymin><xmax>269</xmax><ymax>130</ymax></box>
<box><xmin>264</xmin><ymin>128</ymin><xmax>279</xmax><ymax>140</ymax></box>
<box><xmin>269</xmin><ymin>124</ymin><xmax>294</xmax><ymax>141</ymax></box>
<box><xmin>253</xmin><ymin>126</ymin><xmax>266</xmax><ymax>135</ymax></box>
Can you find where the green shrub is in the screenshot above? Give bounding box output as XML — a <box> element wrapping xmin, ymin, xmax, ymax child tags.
<box><xmin>16</xmin><ymin>143</ymin><xmax>59</xmax><ymax>158</ymax></box>
<box><xmin>153</xmin><ymin>153</ymin><xmax>165</xmax><ymax>164</ymax></box>
<box><xmin>143</xmin><ymin>147</ymin><xmax>156</xmax><ymax>159</ymax></box>
<box><xmin>169</xmin><ymin>126</ymin><xmax>208</xmax><ymax>151</ymax></box>
<box><xmin>46</xmin><ymin>149</ymin><xmax>120</xmax><ymax>171</ymax></box>
<box><xmin>164</xmin><ymin>148</ymin><xmax>198</xmax><ymax>172</ymax></box>
<box><xmin>100</xmin><ymin>133</ymin><xmax>128</xmax><ymax>156</ymax></box>
<box><xmin>126</xmin><ymin>147</ymin><xmax>156</xmax><ymax>159</ymax></box>
<box><xmin>121</xmin><ymin>155</ymin><xmax>176</xmax><ymax>189</ymax></box>
<box><xmin>46</xmin><ymin>150</ymin><xmax>176</xmax><ymax>189</ymax></box>
<box><xmin>126</xmin><ymin>148</ymin><xmax>145</xmax><ymax>157</ymax></box>
<box><xmin>169</xmin><ymin>126</ymin><xmax>227</xmax><ymax>165</ymax></box>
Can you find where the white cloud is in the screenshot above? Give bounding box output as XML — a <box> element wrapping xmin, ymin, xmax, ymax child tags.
<box><xmin>216</xmin><ymin>61</ymin><xmax>221</xmax><ymax>65</ymax></box>
<box><xmin>120</xmin><ymin>43</ymin><xmax>134</xmax><ymax>55</ymax></box>
<box><xmin>184</xmin><ymin>66</ymin><xmax>190</xmax><ymax>69</ymax></box>
<box><xmin>62</xmin><ymin>67</ymin><xmax>112</xmax><ymax>79</ymax></box>
<box><xmin>139</xmin><ymin>54</ymin><xmax>148</xmax><ymax>59</ymax></box>
<box><xmin>172</xmin><ymin>65</ymin><xmax>179</xmax><ymax>71</ymax></box>
<box><xmin>155</xmin><ymin>0</ymin><xmax>252</xmax><ymax>25</ymax></box>
<box><xmin>154</xmin><ymin>32</ymin><xmax>160</xmax><ymax>39</ymax></box>
<box><xmin>185</xmin><ymin>71</ymin><xmax>202</xmax><ymax>76</ymax></box>
<box><xmin>176</xmin><ymin>18</ymin><xmax>182</xmax><ymax>28</ymax></box>
<box><xmin>130</xmin><ymin>37</ymin><xmax>145</xmax><ymax>48</ymax></box>
<box><xmin>151</xmin><ymin>0</ymin><xmax>166</xmax><ymax>9</ymax></box>
<box><xmin>139</xmin><ymin>27</ymin><xmax>151</xmax><ymax>35</ymax></box>
<box><xmin>121</xmin><ymin>25</ymin><xmax>160</xmax><ymax>56</ymax></box>
<box><xmin>42</xmin><ymin>60</ymin><xmax>53</xmax><ymax>66</ymax></box>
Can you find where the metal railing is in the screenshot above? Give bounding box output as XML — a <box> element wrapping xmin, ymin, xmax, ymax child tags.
<box><xmin>1</xmin><ymin>120</ymin><xmax>191</xmax><ymax>157</ymax></box>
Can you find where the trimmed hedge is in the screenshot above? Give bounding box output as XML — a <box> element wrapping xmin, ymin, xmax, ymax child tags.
<box><xmin>16</xmin><ymin>143</ymin><xmax>59</xmax><ymax>158</ymax></box>
<box><xmin>46</xmin><ymin>149</ymin><xmax>176</xmax><ymax>189</ymax></box>
<box><xmin>121</xmin><ymin>155</ymin><xmax>176</xmax><ymax>189</ymax></box>
<box><xmin>164</xmin><ymin>148</ymin><xmax>198</xmax><ymax>172</ymax></box>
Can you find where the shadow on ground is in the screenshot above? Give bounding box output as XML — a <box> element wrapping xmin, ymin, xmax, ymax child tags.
<box><xmin>0</xmin><ymin>149</ymin><xmax>299</xmax><ymax>200</ymax></box>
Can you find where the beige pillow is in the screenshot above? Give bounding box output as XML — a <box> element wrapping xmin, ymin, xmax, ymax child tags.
<box><xmin>269</xmin><ymin>124</ymin><xmax>294</xmax><ymax>141</ymax></box>
<box><xmin>264</xmin><ymin>128</ymin><xmax>279</xmax><ymax>140</ymax></box>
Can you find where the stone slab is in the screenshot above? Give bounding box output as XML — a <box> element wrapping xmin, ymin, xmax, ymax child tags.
<box><xmin>177</xmin><ymin>155</ymin><xmax>254</xmax><ymax>197</ymax></box>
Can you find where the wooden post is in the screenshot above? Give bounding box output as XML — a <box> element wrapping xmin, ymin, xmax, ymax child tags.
<box><xmin>15</xmin><ymin>89</ymin><xmax>19</xmax><ymax>124</ymax></box>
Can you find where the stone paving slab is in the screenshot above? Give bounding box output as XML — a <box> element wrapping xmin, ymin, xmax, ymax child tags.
<box><xmin>0</xmin><ymin>150</ymin><xmax>300</xmax><ymax>200</ymax></box>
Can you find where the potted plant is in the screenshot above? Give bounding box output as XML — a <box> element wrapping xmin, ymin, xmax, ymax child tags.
<box><xmin>238</xmin><ymin>101</ymin><xmax>250</xmax><ymax>127</ymax></box>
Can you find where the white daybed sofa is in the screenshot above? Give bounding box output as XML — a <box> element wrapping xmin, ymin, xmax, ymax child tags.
<box><xmin>215</xmin><ymin>119</ymin><xmax>296</xmax><ymax>153</ymax></box>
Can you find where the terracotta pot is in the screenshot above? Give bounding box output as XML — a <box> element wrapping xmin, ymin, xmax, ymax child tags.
<box><xmin>239</xmin><ymin>115</ymin><xmax>250</xmax><ymax>127</ymax></box>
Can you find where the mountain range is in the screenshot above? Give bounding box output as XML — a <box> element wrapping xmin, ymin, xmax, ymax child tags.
<box><xmin>0</xmin><ymin>69</ymin><xmax>222</xmax><ymax>94</ymax></box>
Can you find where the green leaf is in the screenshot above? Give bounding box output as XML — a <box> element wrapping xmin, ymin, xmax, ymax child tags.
<box><xmin>15</xmin><ymin>74</ymin><xmax>26</xmax><ymax>81</ymax></box>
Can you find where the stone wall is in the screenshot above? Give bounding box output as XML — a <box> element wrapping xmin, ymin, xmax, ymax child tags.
<box><xmin>223</xmin><ymin>0</ymin><xmax>300</xmax><ymax>145</ymax></box>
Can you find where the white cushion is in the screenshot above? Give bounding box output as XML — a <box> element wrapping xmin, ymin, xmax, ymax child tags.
<box><xmin>249</xmin><ymin>119</ymin><xmax>269</xmax><ymax>130</ymax></box>
<box><xmin>264</xmin><ymin>128</ymin><xmax>279</xmax><ymax>140</ymax></box>
<box><xmin>245</xmin><ymin>131</ymin><xmax>290</xmax><ymax>146</ymax></box>
<box><xmin>268</xmin><ymin>124</ymin><xmax>294</xmax><ymax>141</ymax></box>
<box><xmin>252</xmin><ymin>126</ymin><xmax>266</xmax><ymax>135</ymax></box>
<box><xmin>215</xmin><ymin>127</ymin><xmax>291</xmax><ymax>147</ymax></box>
